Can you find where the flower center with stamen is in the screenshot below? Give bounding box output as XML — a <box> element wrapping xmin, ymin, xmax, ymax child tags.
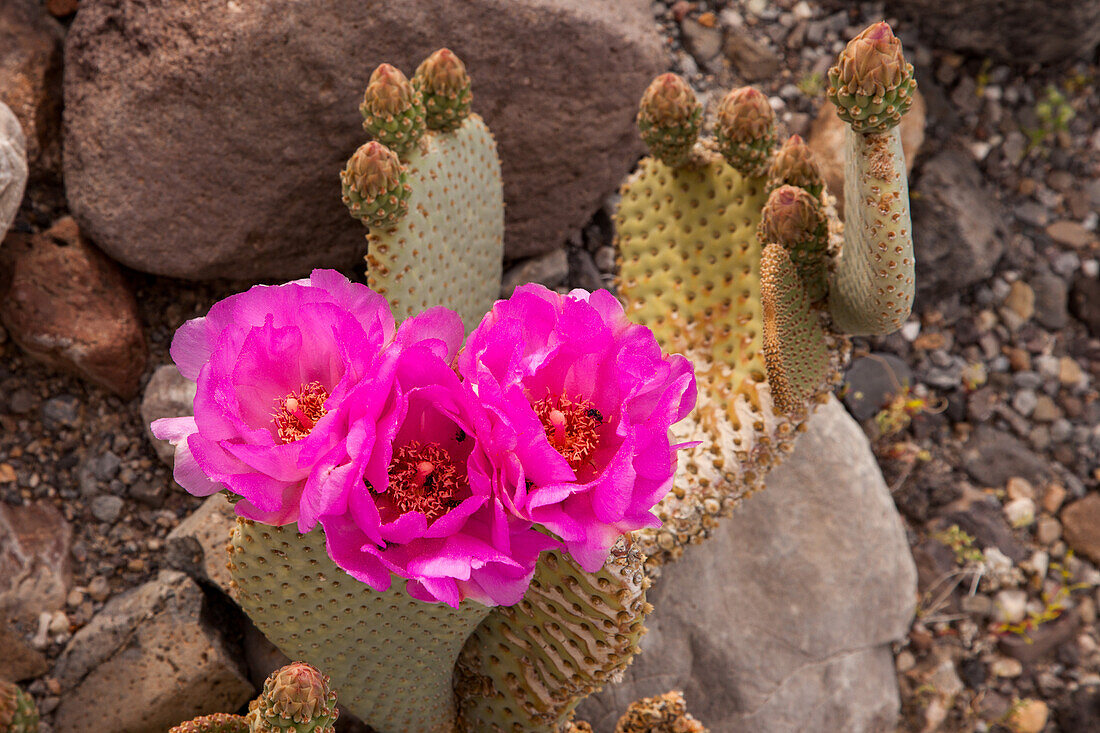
<box><xmin>384</xmin><ymin>441</ymin><xmax>466</xmax><ymax>521</ymax></box>
<box><xmin>273</xmin><ymin>382</ymin><xmax>329</xmax><ymax>443</ymax></box>
<box><xmin>532</xmin><ymin>394</ymin><xmax>602</xmax><ymax>472</ymax></box>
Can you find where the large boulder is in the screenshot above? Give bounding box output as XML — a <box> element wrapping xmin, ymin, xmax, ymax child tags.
<box><xmin>0</xmin><ymin>0</ymin><xmax>63</xmax><ymax>176</ymax></box>
<box><xmin>0</xmin><ymin>102</ymin><xmax>27</xmax><ymax>240</ymax></box>
<box><xmin>63</xmin><ymin>0</ymin><xmax>664</xmax><ymax>279</ymax></box>
<box><xmin>577</xmin><ymin>397</ymin><xmax>917</xmax><ymax>732</ymax></box>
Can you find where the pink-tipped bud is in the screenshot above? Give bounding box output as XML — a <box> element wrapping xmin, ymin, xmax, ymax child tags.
<box><xmin>414</xmin><ymin>48</ymin><xmax>473</xmax><ymax>132</ymax></box>
<box><xmin>636</xmin><ymin>74</ymin><xmax>702</xmax><ymax>168</ymax></box>
<box><xmin>827</xmin><ymin>21</ymin><xmax>916</xmax><ymax>133</ymax></box>
<box><xmin>715</xmin><ymin>86</ymin><xmax>778</xmax><ymax>178</ymax></box>
<box><xmin>766</xmin><ymin>135</ymin><xmax>824</xmax><ymax>198</ymax></box>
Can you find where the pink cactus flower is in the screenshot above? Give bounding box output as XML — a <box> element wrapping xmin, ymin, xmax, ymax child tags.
<box><xmin>458</xmin><ymin>284</ymin><xmax>697</xmax><ymax>572</ymax></box>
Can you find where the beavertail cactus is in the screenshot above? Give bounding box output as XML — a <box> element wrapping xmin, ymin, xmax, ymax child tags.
<box><xmin>616</xmin><ymin>19</ymin><xmax>915</xmax><ymax>562</ymax></box>
<box><xmin>345</xmin><ymin>49</ymin><xmax>503</xmax><ymax>330</ymax></box>
<box><xmin>0</xmin><ymin>681</ymin><xmax>37</xmax><ymax>733</ymax></box>
<box><xmin>637</xmin><ymin>74</ymin><xmax>703</xmax><ymax>168</ymax></box>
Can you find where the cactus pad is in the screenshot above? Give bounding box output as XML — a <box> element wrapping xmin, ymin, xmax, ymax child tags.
<box><xmin>765</xmin><ymin>135</ymin><xmax>824</xmax><ymax>198</ymax></box>
<box><xmin>169</xmin><ymin>714</ymin><xmax>250</xmax><ymax>733</ymax></box>
<box><xmin>454</xmin><ymin>540</ymin><xmax>650</xmax><ymax>732</ymax></box>
<box><xmin>0</xmin><ymin>681</ymin><xmax>38</xmax><ymax>733</ymax></box>
<box><xmin>359</xmin><ymin>64</ymin><xmax>426</xmax><ymax>161</ymax></box>
<box><xmin>827</xmin><ymin>125</ymin><xmax>914</xmax><ymax>334</ymax></box>
<box><xmin>364</xmin><ymin>113</ymin><xmax>503</xmax><ymax>329</ymax></box>
<box><xmin>341</xmin><ymin>142</ymin><xmax>411</xmax><ymax>229</ymax></box>
<box><xmin>414</xmin><ymin>49</ymin><xmax>473</xmax><ymax>133</ymax></box>
<box><xmin>828</xmin><ymin>22</ymin><xmax>916</xmax><ymax>134</ymax></box>
<box><xmin>229</xmin><ymin>518</ymin><xmax>491</xmax><ymax>733</ymax></box>
<box><xmin>758</xmin><ymin>185</ymin><xmax>829</xmax><ymax>302</ymax></box>
<box><xmin>760</xmin><ymin>243</ymin><xmax>830</xmax><ymax>414</ymax></box>
<box><xmin>715</xmin><ymin>87</ymin><xmax>778</xmax><ymax>178</ymax></box>
<box><xmin>636</xmin><ymin>74</ymin><xmax>703</xmax><ymax>168</ymax></box>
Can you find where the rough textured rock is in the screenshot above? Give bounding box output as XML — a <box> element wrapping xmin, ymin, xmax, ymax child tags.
<box><xmin>0</xmin><ymin>501</ymin><xmax>72</xmax><ymax>624</ymax></box>
<box><xmin>883</xmin><ymin>0</ymin><xmax>1100</xmax><ymax>64</ymax></box>
<box><xmin>0</xmin><ymin>621</ymin><xmax>49</xmax><ymax>682</ymax></box>
<box><xmin>842</xmin><ymin>353</ymin><xmax>913</xmax><ymax>422</ymax></box>
<box><xmin>141</xmin><ymin>364</ymin><xmax>196</xmax><ymax>465</ymax></box>
<box><xmin>0</xmin><ymin>217</ymin><xmax>147</xmax><ymax>398</ymax></box>
<box><xmin>807</xmin><ymin>90</ymin><xmax>925</xmax><ymax>214</ymax></box>
<box><xmin>962</xmin><ymin>424</ymin><xmax>1053</xmax><ymax>488</ymax></box>
<box><xmin>0</xmin><ymin>103</ymin><xmax>27</xmax><ymax>240</ymax></box>
<box><xmin>165</xmin><ymin>494</ymin><xmax>237</xmax><ymax>600</ymax></box>
<box><xmin>0</xmin><ymin>0</ymin><xmax>63</xmax><ymax>175</ymax></box>
<box><xmin>53</xmin><ymin>570</ymin><xmax>253</xmax><ymax>733</ymax></box>
<box><xmin>577</xmin><ymin>397</ymin><xmax>916</xmax><ymax>733</ymax></box>
<box><xmin>911</xmin><ymin>149</ymin><xmax>1005</xmax><ymax>305</ymax></box>
<box><xmin>1061</xmin><ymin>493</ymin><xmax>1100</xmax><ymax>565</ymax></box>
<box><xmin>64</xmin><ymin>0</ymin><xmax>664</xmax><ymax>278</ymax></box>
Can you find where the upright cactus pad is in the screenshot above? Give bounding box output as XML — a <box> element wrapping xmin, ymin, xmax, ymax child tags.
<box><xmin>758</xmin><ymin>185</ymin><xmax>829</xmax><ymax>302</ymax></box>
<box><xmin>454</xmin><ymin>540</ymin><xmax>650</xmax><ymax>733</ymax></box>
<box><xmin>765</xmin><ymin>134</ymin><xmax>824</xmax><ymax>198</ymax></box>
<box><xmin>347</xmin><ymin>52</ymin><xmax>504</xmax><ymax>330</ymax></box>
<box><xmin>826</xmin><ymin>23</ymin><xmax>916</xmax><ymax>336</ymax></box>
<box><xmin>247</xmin><ymin>663</ymin><xmax>338</xmax><ymax>733</ymax></box>
<box><xmin>761</xmin><ymin>243</ymin><xmax>830</xmax><ymax>414</ymax></box>
<box><xmin>715</xmin><ymin>87</ymin><xmax>778</xmax><ymax>178</ymax></box>
<box><xmin>636</xmin><ymin>74</ymin><xmax>703</xmax><ymax>168</ymax></box>
<box><xmin>229</xmin><ymin>518</ymin><xmax>491</xmax><ymax>733</ymax></box>
<box><xmin>0</xmin><ymin>681</ymin><xmax>38</xmax><ymax>733</ymax></box>
<box><xmin>415</xmin><ymin>49</ymin><xmax>474</xmax><ymax>133</ymax></box>
<box><xmin>359</xmin><ymin>64</ymin><xmax>426</xmax><ymax>161</ymax></box>
<box><xmin>827</xmin><ymin>22</ymin><xmax>916</xmax><ymax>134</ymax></box>
<box><xmin>169</xmin><ymin>714</ymin><xmax>250</xmax><ymax>733</ymax></box>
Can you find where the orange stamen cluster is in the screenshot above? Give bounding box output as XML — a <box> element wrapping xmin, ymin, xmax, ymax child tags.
<box><xmin>273</xmin><ymin>382</ymin><xmax>329</xmax><ymax>443</ymax></box>
<box><xmin>384</xmin><ymin>441</ymin><xmax>466</xmax><ymax>521</ymax></box>
<box><xmin>532</xmin><ymin>393</ymin><xmax>603</xmax><ymax>472</ymax></box>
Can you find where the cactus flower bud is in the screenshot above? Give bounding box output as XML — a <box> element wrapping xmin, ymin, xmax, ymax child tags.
<box><xmin>414</xmin><ymin>48</ymin><xmax>473</xmax><ymax>132</ymax></box>
<box><xmin>715</xmin><ymin>86</ymin><xmax>778</xmax><ymax>178</ymax></box>
<box><xmin>827</xmin><ymin>21</ymin><xmax>916</xmax><ymax>133</ymax></box>
<box><xmin>0</xmin><ymin>680</ymin><xmax>39</xmax><ymax>733</ymax></box>
<box><xmin>758</xmin><ymin>185</ymin><xmax>829</xmax><ymax>301</ymax></box>
<box><xmin>249</xmin><ymin>663</ymin><xmax>339</xmax><ymax>733</ymax></box>
<box><xmin>341</xmin><ymin>141</ymin><xmax>412</xmax><ymax>229</ymax></box>
<box><xmin>637</xmin><ymin>73</ymin><xmax>702</xmax><ymax>168</ymax></box>
<box><xmin>359</xmin><ymin>63</ymin><xmax>426</xmax><ymax>160</ymax></box>
<box><xmin>169</xmin><ymin>713</ymin><xmax>250</xmax><ymax>733</ymax></box>
<box><xmin>765</xmin><ymin>135</ymin><xmax>824</xmax><ymax>198</ymax></box>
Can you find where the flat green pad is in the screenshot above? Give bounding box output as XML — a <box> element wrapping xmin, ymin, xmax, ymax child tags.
<box><xmin>367</xmin><ymin>113</ymin><xmax>503</xmax><ymax>330</ymax></box>
<box><xmin>454</xmin><ymin>542</ymin><xmax>649</xmax><ymax>733</ymax></box>
<box><xmin>229</xmin><ymin>519</ymin><xmax>490</xmax><ymax>733</ymax></box>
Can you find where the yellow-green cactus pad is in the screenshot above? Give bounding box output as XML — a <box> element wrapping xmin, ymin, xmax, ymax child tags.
<box><xmin>758</xmin><ymin>185</ymin><xmax>829</xmax><ymax>302</ymax></box>
<box><xmin>414</xmin><ymin>49</ymin><xmax>473</xmax><ymax>133</ymax></box>
<box><xmin>612</xmin><ymin>691</ymin><xmax>708</xmax><ymax>733</ymax></box>
<box><xmin>454</xmin><ymin>540</ymin><xmax>650</xmax><ymax>733</ymax></box>
<box><xmin>229</xmin><ymin>519</ymin><xmax>491</xmax><ymax>733</ymax></box>
<box><xmin>0</xmin><ymin>681</ymin><xmax>38</xmax><ymax>733</ymax></box>
<box><xmin>828</xmin><ymin>125</ymin><xmax>914</xmax><ymax>335</ymax></box>
<box><xmin>365</xmin><ymin>113</ymin><xmax>503</xmax><ymax>330</ymax></box>
<box><xmin>359</xmin><ymin>64</ymin><xmax>427</xmax><ymax>161</ymax></box>
<box><xmin>761</xmin><ymin>243</ymin><xmax>830</xmax><ymax>414</ymax></box>
<box><xmin>168</xmin><ymin>714</ymin><xmax>250</xmax><ymax>733</ymax></box>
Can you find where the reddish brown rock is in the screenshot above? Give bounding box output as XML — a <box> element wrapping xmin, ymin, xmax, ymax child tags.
<box><xmin>0</xmin><ymin>0</ymin><xmax>63</xmax><ymax>175</ymax></box>
<box><xmin>1061</xmin><ymin>493</ymin><xmax>1100</xmax><ymax>564</ymax></box>
<box><xmin>0</xmin><ymin>501</ymin><xmax>72</xmax><ymax>624</ymax></box>
<box><xmin>807</xmin><ymin>89</ymin><xmax>925</xmax><ymax>214</ymax></box>
<box><xmin>63</xmin><ymin>0</ymin><xmax>664</xmax><ymax>278</ymax></box>
<box><xmin>0</xmin><ymin>217</ymin><xmax>147</xmax><ymax>398</ymax></box>
<box><xmin>0</xmin><ymin>621</ymin><xmax>49</xmax><ymax>681</ymax></box>
<box><xmin>46</xmin><ymin>0</ymin><xmax>80</xmax><ymax>18</ymax></box>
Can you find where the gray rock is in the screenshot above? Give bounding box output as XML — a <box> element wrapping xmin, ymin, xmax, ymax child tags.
<box><xmin>0</xmin><ymin>501</ymin><xmax>72</xmax><ymax>624</ymax></box>
<box><xmin>63</xmin><ymin>0</ymin><xmax>664</xmax><ymax>278</ymax></box>
<box><xmin>140</xmin><ymin>364</ymin><xmax>196</xmax><ymax>466</ymax></box>
<box><xmin>577</xmin><ymin>398</ymin><xmax>916</xmax><ymax>732</ymax></box>
<box><xmin>40</xmin><ymin>394</ymin><xmax>82</xmax><ymax>429</ymax></box>
<box><xmin>842</xmin><ymin>353</ymin><xmax>912</xmax><ymax>422</ymax></box>
<box><xmin>165</xmin><ymin>494</ymin><xmax>238</xmax><ymax>600</ymax></box>
<box><xmin>500</xmin><ymin>248</ymin><xmax>569</xmax><ymax>297</ymax></box>
<box><xmin>89</xmin><ymin>494</ymin><xmax>123</xmax><ymax>523</ymax></box>
<box><xmin>962</xmin><ymin>424</ymin><xmax>1053</xmax><ymax>488</ymax></box>
<box><xmin>53</xmin><ymin>570</ymin><xmax>253</xmax><ymax>732</ymax></box>
<box><xmin>0</xmin><ymin>102</ymin><xmax>26</xmax><ymax>241</ymax></box>
<box><xmin>680</xmin><ymin>17</ymin><xmax>723</xmax><ymax>65</ymax></box>
<box><xmin>912</xmin><ymin>149</ymin><xmax>1004</xmax><ymax>304</ymax></box>
<box><xmin>1031</xmin><ymin>271</ymin><xmax>1069</xmax><ymax>330</ymax></box>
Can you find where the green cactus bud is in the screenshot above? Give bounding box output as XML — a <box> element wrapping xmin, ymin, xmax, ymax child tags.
<box><xmin>414</xmin><ymin>49</ymin><xmax>473</xmax><ymax>132</ymax></box>
<box><xmin>341</xmin><ymin>141</ymin><xmax>411</xmax><ymax>229</ymax></box>
<box><xmin>0</xmin><ymin>680</ymin><xmax>39</xmax><ymax>733</ymax></box>
<box><xmin>827</xmin><ymin>21</ymin><xmax>916</xmax><ymax>134</ymax></box>
<box><xmin>168</xmin><ymin>713</ymin><xmax>250</xmax><ymax>733</ymax></box>
<box><xmin>613</xmin><ymin>691</ymin><xmax>708</xmax><ymax>733</ymax></box>
<box><xmin>766</xmin><ymin>134</ymin><xmax>824</xmax><ymax>198</ymax></box>
<box><xmin>761</xmin><ymin>243</ymin><xmax>830</xmax><ymax>414</ymax></box>
<box><xmin>359</xmin><ymin>63</ymin><xmax>427</xmax><ymax>161</ymax></box>
<box><xmin>715</xmin><ymin>86</ymin><xmax>778</xmax><ymax>178</ymax></box>
<box><xmin>758</xmin><ymin>185</ymin><xmax>829</xmax><ymax>302</ymax></box>
<box><xmin>637</xmin><ymin>73</ymin><xmax>702</xmax><ymax>168</ymax></box>
<box><xmin>248</xmin><ymin>662</ymin><xmax>338</xmax><ymax>733</ymax></box>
